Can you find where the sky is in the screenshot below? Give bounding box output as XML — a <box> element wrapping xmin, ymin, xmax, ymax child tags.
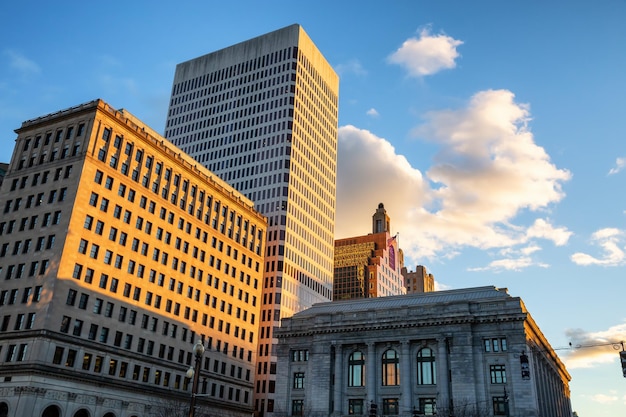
<box><xmin>1</xmin><ymin>1</ymin><xmax>625</xmax><ymax>415</ymax></box>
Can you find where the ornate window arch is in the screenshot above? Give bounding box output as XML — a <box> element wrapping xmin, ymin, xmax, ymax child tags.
<box><xmin>348</xmin><ymin>350</ymin><xmax>365</xmax><ymax>386</ymax></box>
<box><xmin>41</xmin><ymin>405</ymin><xmax>61</xmax><ymax>417</ymax></box>
<box><xmin>382</xmin><ymin>349</ymin><xmax>399</xmax><ymax>386</ymax></box>
<box><xmin>417</xmin><ymin>347</ymin><xmax>436</xmax><ymax>385</ymax></box>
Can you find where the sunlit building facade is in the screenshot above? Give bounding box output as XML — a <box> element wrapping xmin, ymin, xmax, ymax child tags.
<box><xmin>402</xmin><ymin>265</ymin><xmax>435</xmax><ymax>294</ymax></box>
<box><xmin>274</xmin><ymin>286</ymin><xmax>572</xmax><ymax>417</ymax></box>
<box><xmin>334</xmin><ymin>204</ymin><xmax>405</xmax><ymax>300</ymax></box>
<box><xmin>0</xmin><ymin>99</ymin><xmax>266</xmax><ymax>417</ymax></box>
<box><xmin>164</xmin><ymin>24</ymin><xmax>339</xmax><ymax>414</ymax></box>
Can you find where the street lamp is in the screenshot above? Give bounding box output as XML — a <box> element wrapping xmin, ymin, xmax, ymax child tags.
<box><xmin>186</xmin><ymin>339</ymin><xmax>205</xmax><ymax>417</ymax></box>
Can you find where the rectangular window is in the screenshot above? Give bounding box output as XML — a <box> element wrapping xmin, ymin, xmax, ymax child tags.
<box><xmin>382</xmin><ymin>399</ymin><xmax>399</xmax><ymax>416</ymax></box>
<box><xmin>418</xmin><ymin>398</ymin><xmax>437</xmax><ymax>415</ymax></box>
<box><xmin>348</xmin><ymin>399</ymin><xmax>364</xmax><ymax>415</ymax></box>
<box><xmin>493</xmin><ymin>397</ymin><xmax>507</xmax><ymax>416</ymax></box>
<box><xmin>292</xmin><ymin>400</ymin><xmax>303</xmax><ymax>417</ymax></box>
<box><xmin>490</xmin><ymin>364</ymin><xmax>507</xmax><ymax>384</ymax></box>
<box><xmin>293</xmin><ymin>372</ymin><xmax>305</xmax><ymax>389</ymax></box>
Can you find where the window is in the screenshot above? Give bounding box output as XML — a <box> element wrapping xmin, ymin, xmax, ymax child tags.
<box><xmin>382</xmin><ymin>399</ymin><xmax>399</xmax><ymax>415</ymax></box>
<box><xmin>293</xmin><ymin>372</ymin><xmax>304</xmax><ymax>389</ymax></box>
<box><xmin>66</xmin><ymin>289</ymin><xmax>77</xmax><ymax>306</ymax></box>
<box><xmin>348</xmin><ymin>351</ymin><xmax>365</xmax><ymax>387</ymax></box>
<box><xmin>493</xmin><ymin>396</ymin><xmax>507</xmax><ymax>416</ymax></box>
<box><xmin>382</xmin><ymin>349</ymin><xmax>399</xmax><ymax>386</ymax></box>
<box><xmin>291</xmin><ymin>349</ymin><xmax>309</xmax><ymax>362</ymax></box>
<box><xmin>52</xmin><ymin>347</ymin><xmax>64</xmax><ymax>364</ymax></box>
<box><xmin>93</xmin><ymin>298</ymin><xmax>103</xmax><ymax>314</ymax></box>
<box><xmin>99</xmin><ymin>327</ymin><xmax>109</xmax><ymax>343</ymax></box>
<box><xmin>60</xmin><ymin>316</ymin><xmax>71</xmax><ymax>333</ymax></box>
<box><xmin>490</xmin><ymin>364</ymin><xmax>507</xmax><ymax>384</ymax></box>
<box><xmin>348</xmin><ymin>399</ymin><xmax>364</xmax><ymax>415</ymax></box>
<box><xmin>418</xmin><ymin>398</ymin><xmax>437</xmax><ymax>416</ymax></box>
<box><xmin>417</xmin><ymin>348</ymin><xmax>436</xmax><ymax>385</ymax></box>
<box><xmin>291</xmin><ymin>400</ymin><xmax>303</xmax><ymax>416</ymax></box>
<box><xmin>73</xmin><ymin>319</ymin><xmax>83</xmax><ymax>336</ymax></box>
<box><xmin>485</xmin><ymin>338</ymin><xmax>507</xmax><ymax>353</ymax></box>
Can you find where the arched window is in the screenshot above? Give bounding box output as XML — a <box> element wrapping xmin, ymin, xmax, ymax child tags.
<box><xmin>41</xmin><ymin>405</ymin><xmax>61</xmax><ymax>417</ymax></box>
<box><xmin>417</xmin><ymin>348</ymin><xmax>436</xmax><ymax>385</ymax></box>
<box><xmin>0</xmin><ymin>402</ymin><xmax>8</xmax><ymax>417</ymax></box>
<box><xmin>382</xmin><ymin>349</ymin><xmax>399</xmax><ymax>386</ymax></box>
<box><xmin>348</xmin><ymin>350</ymin><xmax>365</xmax><ymax>386</ymax></box>
<box><xmin>102</xmin><ymin>413</ymin><xmax>116</xmax><ymax>417</ymax></box>
<box><xmin>72</xmin><ymin>409</ymin><xmax>90</xmax><ymax>417</ymax></box>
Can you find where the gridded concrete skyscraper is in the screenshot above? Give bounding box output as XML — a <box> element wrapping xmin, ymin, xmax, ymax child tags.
<box><xmin>165</xmin><ymin>24</ymin><xmax>339</xmax><ymax>414</ymax></box>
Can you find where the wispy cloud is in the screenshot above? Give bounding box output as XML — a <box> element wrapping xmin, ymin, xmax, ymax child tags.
<box><xmin>336</xmin><ymin>89</ymin><xmax>572</xmax><ymax>270</ymax></box>
<box><xmin>4</xmin><ymin>49</ymin><xmax>40</xmax><ymax>76</ymax></box>
<box><xmin>334</xmin><ymin>59</ymin><xmax>367</xmax><ymax>77</ymax></box>
<box><xmin>388</xmin><ymin>27</ymin><xmax>463</xmax><ymax>77</ymax></box>
<box><xmin>366</xmin><ymin>108</ymin><xmax>379</xmax><ymax>117</ymax></box>
<box><xmin>562</xmin><ymin>322</ymin><xmax>626</xmax><ymax>369</ymax></box>
<box><xmin>608</xmin><ymin>157</ymin><xmax>626</xmax><ymax>175</ymax></box>
<box><xmin>571</xmin><ymin>228</ymin><xmax>625</xmax><ymax>266</ymax></box>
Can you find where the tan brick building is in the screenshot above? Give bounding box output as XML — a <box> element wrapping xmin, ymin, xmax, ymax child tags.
<box><xmin>0</xmin><ymin>99</ymin><xmax>266</xmax><ymax>417</ymax></box>
<box><xmin>402</xmin><ymin>265</ymin><xmax>435</xmax><ymax>294</ymax></box>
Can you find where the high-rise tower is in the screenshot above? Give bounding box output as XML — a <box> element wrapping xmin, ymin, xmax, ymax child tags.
<box><xmin>164</xmin><ymin>24</ymin><xmax>339</xmax><ymax>415</ymax></box>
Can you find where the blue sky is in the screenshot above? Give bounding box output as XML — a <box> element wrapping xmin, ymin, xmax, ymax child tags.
<box><xmin>1</xmin><ymin>1</ymin><xmax>625</xmax><ymax>415</ymax></box>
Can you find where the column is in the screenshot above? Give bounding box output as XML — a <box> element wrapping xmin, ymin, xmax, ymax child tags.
<box><xmin>333</xmin><ymin>344</ymin><xmax>343</xmax><ymax>416</ymax></box>
<box><xmin>400</xmin><ymin>340</ymin><xmax>412</xmax><ymax>414</ymax></box>
<box><xmin>367</xmin><ymin>342</ymin><xmax>376</xmax><ymax>406</ymax></box>
<box><xmin>437</xmin><ymin>338</ymin><xmax>449</xmax><ymax>413</ymax></box>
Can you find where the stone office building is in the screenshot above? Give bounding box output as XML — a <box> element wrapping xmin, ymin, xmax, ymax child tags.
<box><xmin>274</xmin><ymin>286</ymin><xmax>572</xmax><ymax>417</ymax></box>
<box><xmin>0</xmin><ymin>99</ymin><xmax>266</xmax><ymax>417</ymax></box>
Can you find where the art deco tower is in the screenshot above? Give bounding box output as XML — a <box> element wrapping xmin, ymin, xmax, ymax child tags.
<box><xmin>164</xmin><ymin>24</ymin><xmax>339</xmax><ymax>414</ymax></box>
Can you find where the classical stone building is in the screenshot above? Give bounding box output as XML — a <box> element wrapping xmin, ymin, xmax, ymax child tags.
<box><xmin>274</xmin><ymin>286</ymin><xmax>572</xmax><ymax>417</ymax></box>
<box><xmin>334</xmin><ymin>204</ymin><xmax>405</xmax><ymax>300</ymax></box>
<box><xmin>164</xmin><ymin>24</ymin><xmax>339</xmax><ymax>415</ymax></box>
<box><xmin>0</xmin><ymin>100</ymin><xmax>266</xmax><ymax>417</ymax></box>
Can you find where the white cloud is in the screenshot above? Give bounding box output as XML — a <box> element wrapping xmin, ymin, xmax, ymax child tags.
<box><xmin>366</xmin><ymin>108</ymin><xmax>379</xmax><ymax>117</ymax></box>
<box><xmin>571</xmin><ymin>228</ymin><xmax>625</xmax><ymax>266</ymax></box>
<box><xmin>334</xmin><ymin>59</ymin><xmax>367</xmax><ymax>77</ymax></box>
<box><xmin>4</xmin><ymin>49</ymin><xmax>40</xmax><ymax>75</ymax></box>
<box><xmin>590</xmin><ymin>394</ymin><xmax>619</xmax><ymax>404</ymax></box>
<box><xmin>562</xmin><ymin>322</ymin><xmax>626</xmax><ymax>369</ymax></box>
<box><xmin>526</xmin><ymin>218</ymin><xmax>572</xmax><ymax>246</ymax></box>
<box><xmin>336</xmin><ymin>89</ymin><xmax>572</xmax><ymax>269</ymax></box>
<box><xmin>608</xmin><ymin>157</ymin><xmax>626</xmax><ymax>175</ymax></box>
<box><xmin>336</xmin><ymin>125</ymin><xmax>429</xmax><ymax>243</ymax></box>
<box><xmin>388</xmin><ymin>27</ymin><xmax>463</xmax><ymax>77</ymax></box>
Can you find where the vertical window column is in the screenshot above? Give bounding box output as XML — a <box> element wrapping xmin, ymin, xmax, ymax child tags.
<box><xmin>333</xmin><ymin>344</ymin><xmax>342</xmax><ymax>414</ymax></box>
<box><xmin>367</xmin><ymin>342</ymin><xmax>376</xmax><ymax>404</ymax></box>
<box><xmin>400</xmin><ymin>340</ymin><xmax>411</xmax><ymax>413</ymax></box>
<box><xmin>437</xmin><ymin>338</ymin><xmax>450</xmax><ymax>410</ymax></box>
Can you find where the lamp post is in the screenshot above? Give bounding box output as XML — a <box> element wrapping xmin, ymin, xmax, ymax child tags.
<box><xmin>186</xmin><ymin>339</ymin><xmax>205</xmax><ymax>417</ymax></box>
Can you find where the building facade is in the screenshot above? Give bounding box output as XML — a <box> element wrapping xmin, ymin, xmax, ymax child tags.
<box><xmin>0</xmin><ymin>99</ymin><xmax>266</xmax><ymax>417</ymax></box>
<box><xmin>164</xmin><ymin>24</ymin><xmax>339</xmax><ymax>414</ymax></box>
<box><xmin>334</xmin><ymin>204</ymin><xmax>405</xmax><ymax>300</ymax></box>
<box><xmin>274</xmin><ymin>286</ymin><xmax>572</xmax><ymax>417</ymax></box>
<box><xmin>402</xmin><ymin>265</ymin><xmax>435</xmax><ymax>294</ymax></box>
